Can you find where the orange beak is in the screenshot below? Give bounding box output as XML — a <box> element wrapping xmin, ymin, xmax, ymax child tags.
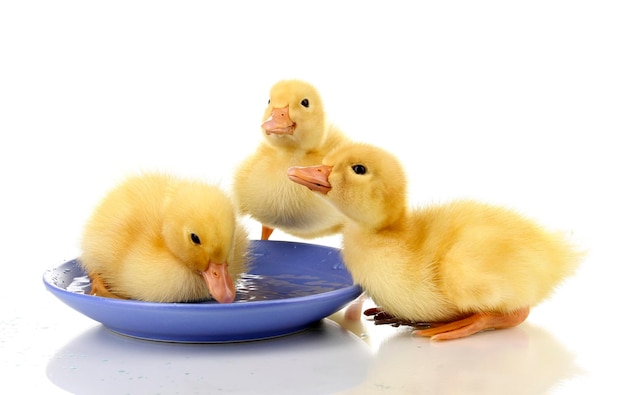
<box><xmin>202</xmin><ymin>261</ymin><xmax>235</xmax><ymax>303</ymax></box>
<box><xmin>262</xmin><ymin>106</ymin><xmax>295</xmax><ymax>135</ymax></box>
<box><xmin>287</xmin><ymin>165</ymin><xmax>333</xmax><ymax>195</ymax></box>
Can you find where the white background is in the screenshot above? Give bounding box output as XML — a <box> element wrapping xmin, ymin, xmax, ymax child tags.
<box><xmin>1</xmin><ymin>1</ymin><xmax>625</xmax><ymax>394</ymax></box>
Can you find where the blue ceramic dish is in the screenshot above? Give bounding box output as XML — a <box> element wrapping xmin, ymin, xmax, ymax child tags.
<box><xmin>43</xmin><ymin>240</ymin><xmax>362</xmax><ymax>343</ymax></box>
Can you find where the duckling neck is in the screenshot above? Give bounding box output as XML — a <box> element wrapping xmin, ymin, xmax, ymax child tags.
<box><xmin>372</xmin><ymin>199</ymin><xmax>410</xmax><ymax>232</ymax></box>
<box><xmin>346</xmin><ymin>205</ymin><xmax>409</xmax><ymax>236</ymax></box>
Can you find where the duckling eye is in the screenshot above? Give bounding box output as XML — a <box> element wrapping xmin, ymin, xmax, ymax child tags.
<box><xmin>301</xmin><ymin>98</ymin><xmax>309</xmax><ymax>108</ymax></box>
<box><xmin>267</xmin><ymin>99</ymin><xmax>270</xmax><ymax>104</ymax></box>
<box><xmin>190</xmin><ymin>233</ymin><xmax>201</xmax><ymax>245</ymax></box>
<box><xmin>351</xmin><ymin>164</ymin><xmax>367</xmax><ymax>175</ymax></box>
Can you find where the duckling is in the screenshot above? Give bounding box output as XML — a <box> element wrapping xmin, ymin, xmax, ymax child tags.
<box><xmin>80</xmin><ymin>172</ymin><xmax>249</xmax><ymax>303</ymax></box>
<box><xmin>288</xmin><ymin>142</ymin><xmax>583</xmax><ymax>340</ymax></box>
<box><xmin>232</xmin><ymin>79</ymin><xmax>349</xmax><ymax>240</ymax></box>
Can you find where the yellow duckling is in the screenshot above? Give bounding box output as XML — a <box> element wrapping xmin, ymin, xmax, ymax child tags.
<box><xmin>288</xmin><ymin>142</ymin><xmax>583</xmax><ymax>340</ymax></box>
<box><xmin>233</xmin><ymin>79</ymin><xmax>349</xmax><ymax>240</ymax></box>
<box><xmin>80</xmin><ymin>172</ymin><xmax>249</xmax><ymax>303</ymax></box>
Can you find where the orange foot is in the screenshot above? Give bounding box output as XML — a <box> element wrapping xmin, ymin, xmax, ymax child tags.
<box><xmin>261</xmin><ymin>225</ymin><xmax>274</xmax><ymax>240</ymax></box>
<box><xmin>364</xmin><ymin>306</ymin><xmax>530</xmax><ymax>341</ymax></box>
<box><xmin>88</xmin><ymin>273</ymin><xmax>123</xmax><ymax>299</ymax></box>
<box><xmin>413</xmin><ymin>307</ymin><xmax>530</xmax><ymax>341</ymax></box>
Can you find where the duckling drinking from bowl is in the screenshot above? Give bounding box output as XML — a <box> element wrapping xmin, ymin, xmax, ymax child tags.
<box><xmin>80</xmin><ymin>172</ymin><xmax>249</xmax><ymax>303</ymax></box>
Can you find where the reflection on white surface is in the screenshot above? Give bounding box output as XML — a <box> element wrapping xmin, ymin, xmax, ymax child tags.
<box><xmin>338</xmin><ymin>324</ymin><xmax>583</xmax><ymax>395</ymax></box>
<box><xmin>47</xmin><ymin>320</ymin><xmax>372</xmax><ymax>395</ymax></box>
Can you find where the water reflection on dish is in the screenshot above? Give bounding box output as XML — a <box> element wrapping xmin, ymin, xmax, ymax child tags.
<box><xmin>47</xmin><ymin>319</ymin><xmax>372</xmax><ymax>395</ymax></box>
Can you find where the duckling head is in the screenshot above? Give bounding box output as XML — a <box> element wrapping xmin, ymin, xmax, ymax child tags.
<box><xmin>288</xmin><ymin>142</ymin><xmax>408</xmax><ymax>230</ymax></box>
<box><xmin>161</xmin><ymin>182</ymin><xmax>238</xmax><ymax>303</ymax></box>
<box><xmin>261</xmin><ymin>79</ymin><xmax>327</xmax><ymax>151</ymax></box>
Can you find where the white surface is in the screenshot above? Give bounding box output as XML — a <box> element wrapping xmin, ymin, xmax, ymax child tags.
<box><xmin>1</xmin><ymin>1</ymin><xmax>625</xmax><ymax>394</ymax></box>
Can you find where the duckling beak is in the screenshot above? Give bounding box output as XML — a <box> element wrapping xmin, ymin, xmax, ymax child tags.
<box><xmin>287</xmin><ymin>165</ymin><xmax>332</xmax><ymax>195</ymax></box>
<box><xmin>202</xmin><ymin>261</ymin><xmax>236</xmax><ymax>303</ymax></box>
<box><xmin>262</xmin><ymin>106</ymin><xmax>295</xmax><ymax>135</ymax></box>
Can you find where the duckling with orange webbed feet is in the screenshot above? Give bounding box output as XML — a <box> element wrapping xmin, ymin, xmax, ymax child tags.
<box><xmin>288</xmin><ymin>142</ymin><xmax>583</xmax><ymax>340</ymax></box>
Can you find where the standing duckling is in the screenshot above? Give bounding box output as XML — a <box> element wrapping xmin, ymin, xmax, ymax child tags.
<box><xmin>80</xmin><ymin>172</ymin><xmax>249</xmax><ymax>303</ymax></box>
<box><xmin>232</xmin><ymin>79</ymin><xmax>349</xmax><ymax>240</ymax></box>
<box><xmin>288</xmin><ymin>142</ymin><xmax>583</xmax><ymax>340</ymax></box>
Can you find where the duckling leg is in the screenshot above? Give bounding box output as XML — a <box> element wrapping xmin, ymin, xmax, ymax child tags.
<box><xmin>88</xmin><ymin>273</ymin><xmax>123</xmax><ymax>299</ymax></box>
<box><xmin>261</xmin><ymin>225</ymin><xmax>274</xmax><ymax>240</ymax></box>
<box><xmin>344</xmin><ymin>292</ymin><xmax>368</xmax><ymax>321</ymax></box>
<box><xmin>412</xmin><ymin>306</ymin><xmax>530</xmax><ymax>341</ymax></box>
